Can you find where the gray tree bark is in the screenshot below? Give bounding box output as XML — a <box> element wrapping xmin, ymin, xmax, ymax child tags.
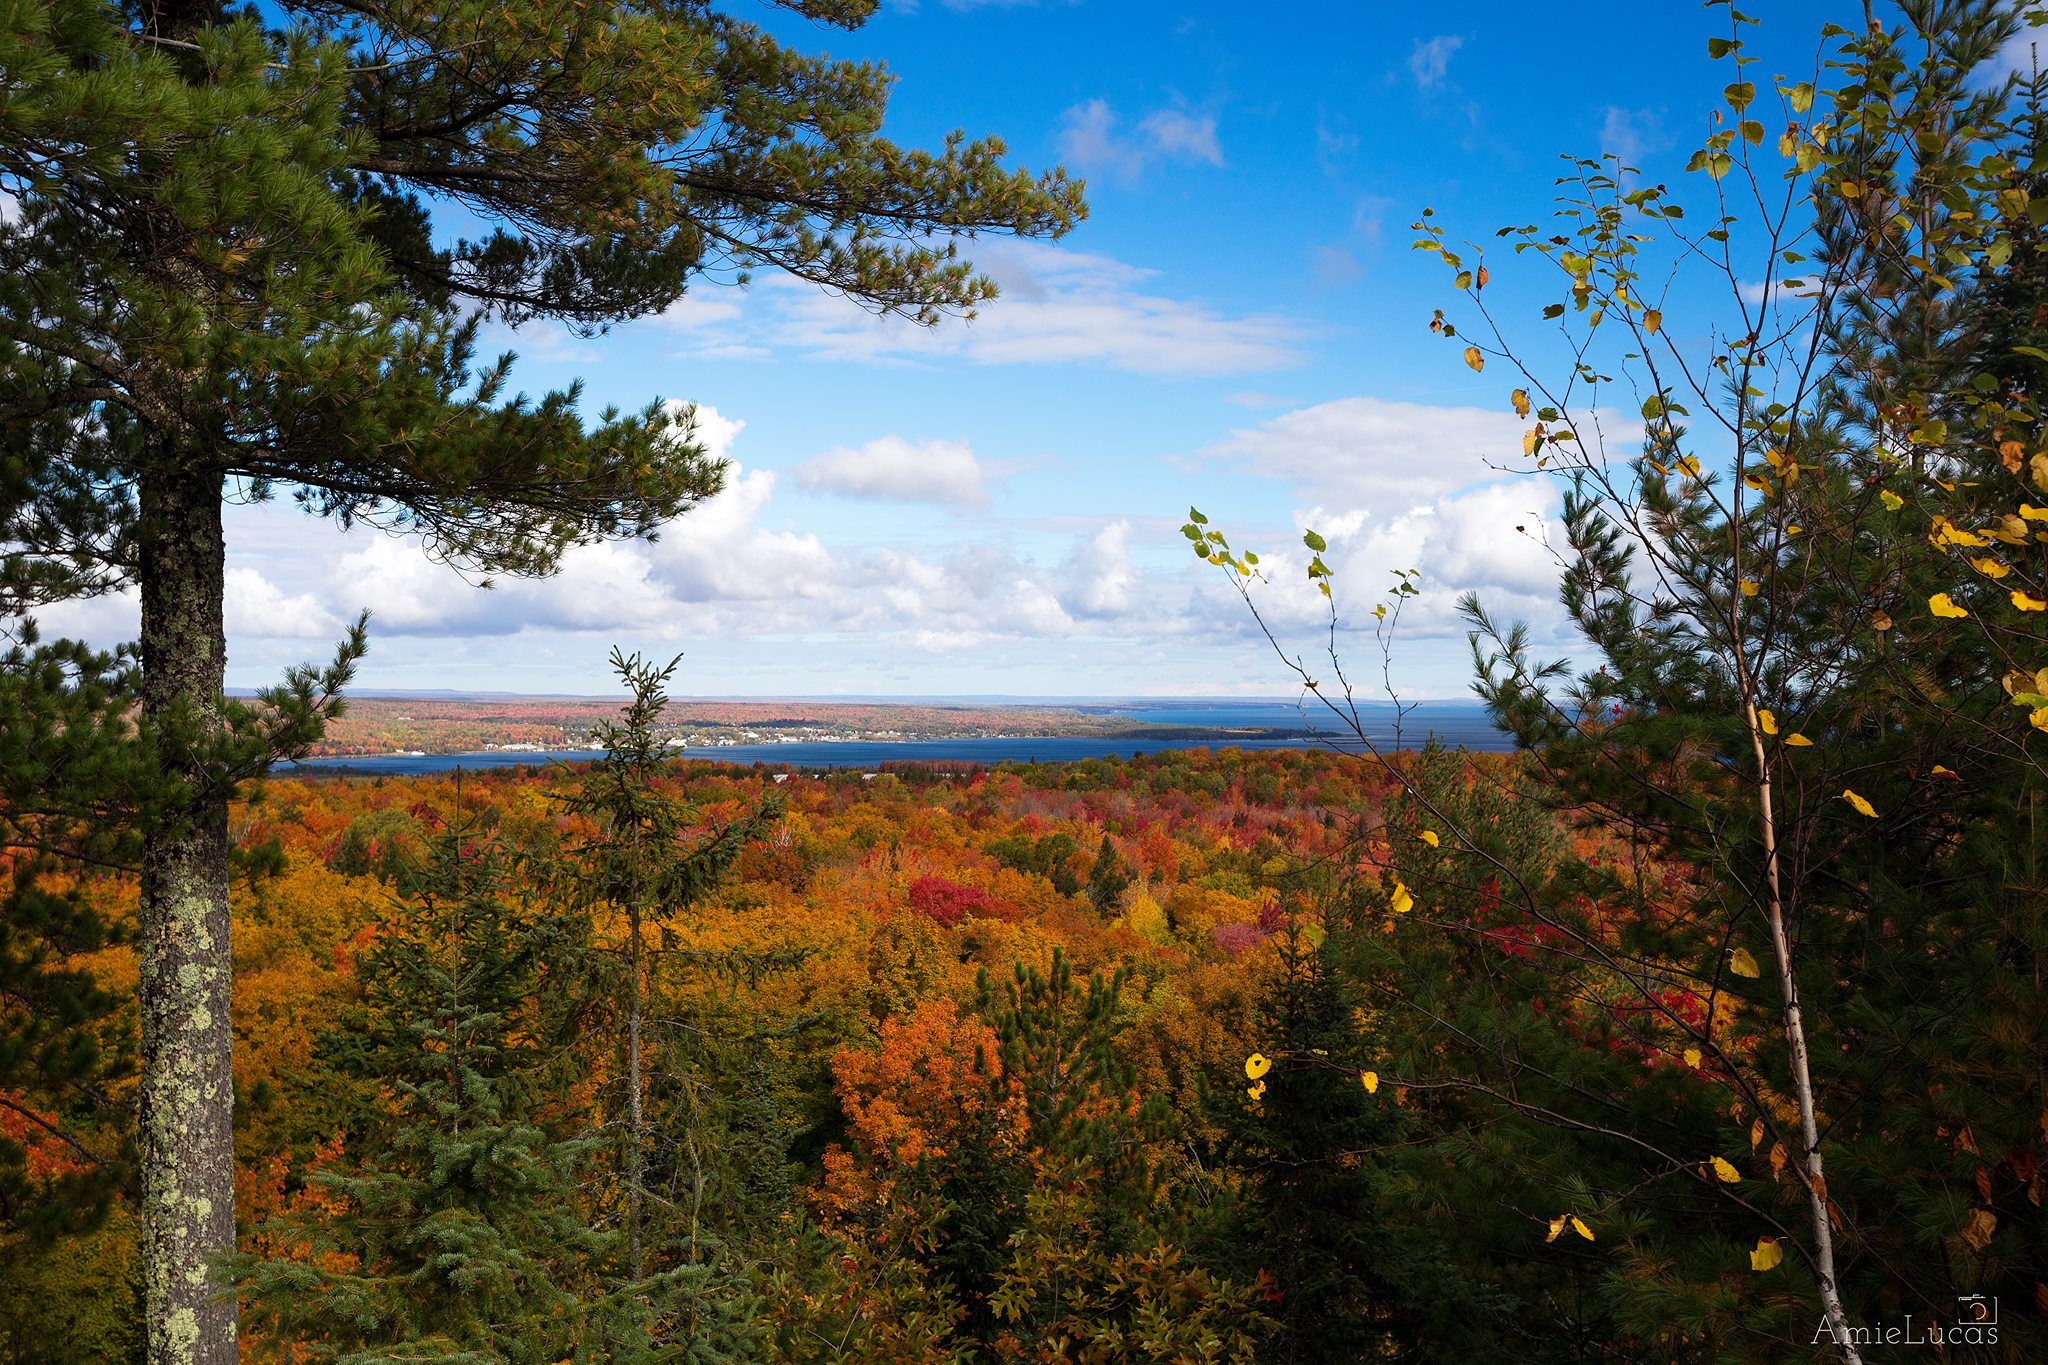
<box><xmin>136</xmin><ymin>460</ymin><xmax>237</xmax><ymax>1365</ymax></box>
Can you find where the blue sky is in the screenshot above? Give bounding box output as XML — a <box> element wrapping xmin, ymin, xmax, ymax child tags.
<box><xmin>41</xmin><ymin>3</ymin><xmax>1924</xmax><ymax>697</ymax></box>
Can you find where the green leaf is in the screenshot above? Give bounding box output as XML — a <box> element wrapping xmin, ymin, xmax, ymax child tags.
<box><xmin>1303</xmin><ymin>529</ymin><xmax>1328</xmax><ymax>553</ymax></box>
<box><xmin>1188</xmin><ymin>506</ymin><xmax>1209</xmax><ymax>524</ymax></box>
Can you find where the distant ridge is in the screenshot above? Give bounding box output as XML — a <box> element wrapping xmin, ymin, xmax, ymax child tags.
<box><xmin>228</xmin><ymin>689</ymin><xmax>1488</xmax><ymax>706</ymax></box>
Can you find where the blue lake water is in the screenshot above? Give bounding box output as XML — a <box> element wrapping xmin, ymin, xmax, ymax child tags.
<box><xmin>288</xmin><ymin>702</ymin><xmax>1510</xmax><ymax>777</ymax></box>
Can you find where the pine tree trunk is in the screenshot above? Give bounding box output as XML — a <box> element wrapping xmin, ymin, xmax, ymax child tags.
<box><xmin>137</xmin><ymin>461</ymin><xmax>237</xmax><ymax>1365</ymax></box>
<box><xmin>626</xmin><ymin>904</ymin><xmax>645</xmax><ymax>1282</ymax></box>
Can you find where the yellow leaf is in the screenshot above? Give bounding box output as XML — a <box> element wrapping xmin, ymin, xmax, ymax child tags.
<box><xmin>1545</xmin><ymin>1215</ymin><xmax>1566</xmax><ymax>1244</ymax></box>
<box><xmin>1881</xmin><ymin>490</ymin><xmax>1905</xmax><ymax>511</ymax></box>
<box><xmin>1570</xmin><ymin>1216</ymin><xmax>1594</xmax><ymax>1242</ymax></box>
<box><xmin>1785</xmin><ymin>732</ymin><xmax>1814</xmax><ymax>746</ymax></box>
<box><xmin>2014</xmin><ymin>590</ymin><xmax>2047</xmax><ymax>612</ymax></box>
<box><xmin>1683</xmin><ymin>1047</ymin><xmax>1702</xmax><ymax>1068</ymax></box>
<box><xmin>1871</xmin><ymin>610</ymin><xmax>1894</xmax><ymax>631</ymax></box>
<box><xmin>1360</xmin><ymin>1070</ymin><xmax>1379</xmax><ymax>1094</ymax></box>
<box><xmin>1972</xmin><ymin>557</ymin><xmax>2011</xmax><ymax>579</ymax></box>
<box><xmin>1962</xmin><ymin>1207</ymin><xmax>1998</xmax><ymax>1251</ymax></box>
<box><xmin>1769</xmin><ymin>1142</ymin><xmax>1788</xmax><ymax>1178</ymax></box>
<box><xmin>1708</xmin><ymin>1155</ymin><xmax>1742</xmax><ymax>1183</ymax></box>
<box><xmin>1757</xmin><ymin>709</ymin><xmax>1778</xmax><ymax>735</ymax></box>
<box><xmin>1765</xmin><ymin>448</ymin><xmax>1786</xmax><ymax>473</ymax></box>
<box><xmin>1675</xmin><ymin>456</ymin><xmax>1701</xmax><ymax>478</ymax></box>
<box><xmin>2031</xmin><ymin>705</ymin><xmax>2048</xmax><ymax>732</ymax></box>
<box><xmin>2023</xmin><ymin>504</ymin><xmax>2048</xmax><ymax>522</ymax></box>
<box><xmin>1419</xmin><ymin>829</ymin><xmax>1440</xmax><ymax>847</ymax></box>
<box><xmin>1729</xmin><ymin>947</ymin><xmax>1761</xmax><ymax>978</ymax></box>
<box><xmin>1644</xmin><ymin>309</ymin><xmax>1662</xmax><ymax>335</ymax></box>
<box><xmin>1245</xmin><ymin>1052</ymin><xmax>1272</xmax><ymax>1080</ymax></box>
<box><xmin>1511</xmin><ymin>388</ymin><xmax>1531</xmax><ymax>418</ymax></box>
<box><xmin>1740</xmin><ymin>579</ymin><xmax>1760</xmax><ymax>596</ymax></box>
<box><xmin>1843</xmin><ymin>788</ymin><xmax>1878</xmax><ymax>818</ymax></box>
<box><xmin>1246</xmin><ymin>1079</ymin><xmax>1266</xmax><ymax>1100</ymax></box>
<box><xmin>1932</xmin><ymin>764</ymin><xmax>1956</xmax><ymax>777</ymax></box>
<box><xmin>1931</xmin><ymin>516</ymin><xmax>1988</xmax><ymax>548</ymax></box>
<box><xmin>1750</xmin><ymin>1118</ymin><xmax>1765</xmax><ymax>1149</ymax></box>
<box><xmin>1750</xmin><ymin>1237</ymin><xmax>1784</xmax><ymax>1271</ymax></box>
<box><xmin>1389</xmin><ymin>882</ymin><xmax>1414</xmax><ymax>915</ymax></box>
<box><xmin>1523</xmin><ymin>429</ymin><xmax>1541</xmax><ymax>457</ymax></box>
<box><xmin>1463</xmin><ymin>345</ymin><xmax>1484</xmax><ymax>372</ymax></box>
<box><xmin>1787</xmin><ymin>524</ymin><xmax>1803</xmax><ymax>535</ymax></box>
<box><xmin>1929</xmin><ymin>593</ymin><xmax>1970</xmax><ymax>619</ymax></box>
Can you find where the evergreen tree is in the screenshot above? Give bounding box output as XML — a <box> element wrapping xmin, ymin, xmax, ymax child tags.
<box><xmin>1086</xmin><ymin>834</ymin><xmax>1130</xmax><ymax>913</ymax></box>
<box><xmin>1421</xmin><ymin>6</ymin><xmax>2048</xmax><ymax>1357</ymax></box>
<box><xmin>234</xmin><ymin>828</ymin><xmax>700</xmax><ymax>1363</ymax></box>
<box><xmin>0</xmin><ymin>633</ymin><xmax>142</xmax><ymax>1245</ymax></box>
<box><xmin>1212</xmin><ymin>929</ymin><xmax>1399</xmax><ymax>1365</ymax></box>
<box><xmin>1190</xmin><ymin>8</ymin><xmax>2048</xmax><ymax>1357</ymax></box>
<box><xmin>3</xmin><ymin>4</ymin><xmax>1082</xmax><ymax>1355</ymax></box>
<box><xmin>548</xmin><ymin>650</ymin><xmax>781</xmax><ymax>1285</ymax></box>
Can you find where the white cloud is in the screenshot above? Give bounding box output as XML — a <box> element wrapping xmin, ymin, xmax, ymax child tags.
<box><xmin>1409</xmin><ymin>35</ymin><xmax>1464</xmax><ymax>90</ymax></box>
<box><xmin>1598</xmin><ymin>106</ymin><xmax>1668</xmax><ymax>169</ymax></box>
<box><xmin>1137</xmin><ymin>109</ymin><xmax>1224</xmax><ymax>166</ymax></box>
<box><xmin>225</xmin><ymin>567</ymin><xmax>343</xmax><ymax>639</ymax></box>
<box><xmin>665</xmin><ymin>400</ymin><xmax>745</xmax><ymax>463</ymax></box>
<box><xmin>1994</xmin><ymin>18</ymin><xmax>2047</xmax><ymax>79</ymax></box>
<box><xmin>1061</xmin><ymin>520</ymin><xmax>1137</xmax><ymax>618</ymax></box>
<box><xmin>1059</xmin><ymin>100</ymin><xmax>1224</xmax><ymax>181</ymax></box>
<box><xmin>755</xmin><ymin>241</ymin><xmax>1306</xmax><ymax>375</ymax></box>
<box><xmin>657</xmin><ymin>294</ymin><xmax>744</xmax><ymax>330</ymax></box>
<box><xmin>1186</xmin><ymin>396</ymin><xmax>1580</xmax><ymax>649</ymax></box>
<box><xmin>482</xmin><ymin>318</ymin><xmax>600</xmax><ymax>366</ymax></box>
<box><xmin>27</xmin><ymin>587</ymin><xmax>139</xmax><ymax>647</ymax></box>
<box><xmin>793</xmin><ymin>436</ymin><xmax>990</xmax><ymax>510</ymax></box>
<box><xmin>1212</xmin><ymin>395</ymin><xmax>1530</xmax><ymax>510</ymax></box>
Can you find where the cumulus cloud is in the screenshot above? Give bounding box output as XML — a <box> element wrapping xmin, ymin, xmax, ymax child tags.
<box><xmin>226</xmin><ymin>567</ymin><xmax>344</xmax><ymax>639</ymax></box>
<box><xmin>1061</xmin><ymin>520</ymin><xmax>1138</xmax><ymax>619</ymax></box>
<box><xmin>793</xmin><ymin>436</ymin><xmax>990</xmax><ymax>510</ymax></box>
<box><xmin>25</xmin><ymin>568</ymin><xmax>348</xmax><ymax>646</ymax></box>
<box><xmin>1059</xmin><ymin>100</ymin><xmax>1224</xmax><ymax>181</ymax></box>
<box><xmin>1188</xmin><ymin>395</ymin><xmax>1583</xmax><ymax>649</ymax></box>
<box><xmin>307</xmin><ymin>401</ymin><xmax>1180</xmax><ymax>654</ymax></box>
<box><xmin>1211</xmin><ymin>395</ymin><xmax>1529</xmax><ymax>510</ymax></box>
<box><xmin>1409</xmin><ymin>35</ymin><xmax>1464</xmax><ymax>90</ymax></box>
<box><xmin>26</xmin><ymin>587</ymin><xmax>139</xmax><ymax>647</ymax></box>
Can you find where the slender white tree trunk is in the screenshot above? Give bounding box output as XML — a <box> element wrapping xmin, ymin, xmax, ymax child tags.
<box><xmin>1743</xmin><ymin>697</ymin><xmax>1861</xmax><ymax>1364</ymax></box>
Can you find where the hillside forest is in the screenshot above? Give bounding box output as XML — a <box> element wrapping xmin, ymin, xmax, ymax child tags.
<box><xmin>9</xmin><ymin>716</ymin><xmax>2012</xmax><ymax>1365</ymax></box>
<box><xmin>9</xmin><ymin>0</ymin><xmax>2048</xmax><ymax>1361</ymax></box>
